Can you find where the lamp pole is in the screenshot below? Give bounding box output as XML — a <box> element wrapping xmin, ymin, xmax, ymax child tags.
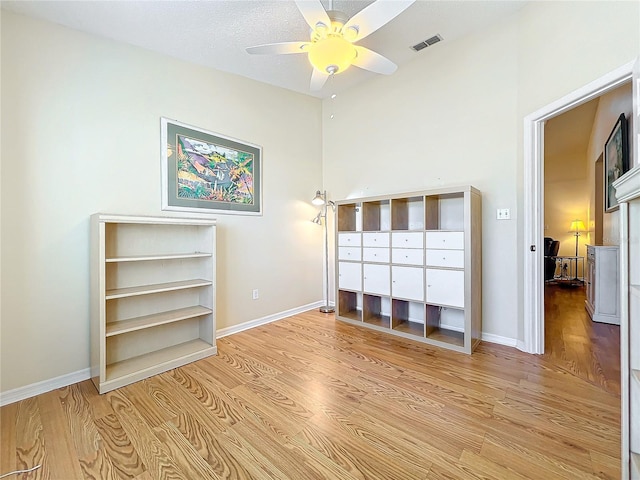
<box><xmin>319</xmin><ymin>191</ymin><xmax>334</xmax><ymax>313</ymax></box>
<box><xmin>312</xmin><ymin>190</ymin><xmax>335</xmax><ymax>314</ymax></box>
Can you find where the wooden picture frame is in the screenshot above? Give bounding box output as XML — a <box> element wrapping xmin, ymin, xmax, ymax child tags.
<box><xmin>604</xmin><ymin>113</ymin><xmax>628</xmax><ymax>212</ymax></box>
<box><xmin>161</xmin><ymin>118</ymin><xmax>262</xmax><ymax>215</ymax></box>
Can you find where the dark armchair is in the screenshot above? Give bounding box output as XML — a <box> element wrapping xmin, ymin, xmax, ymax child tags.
<box><xmin>544</xmin><ymin>237</ymin><xmax>560</xmax><ymax>281</ymax></box>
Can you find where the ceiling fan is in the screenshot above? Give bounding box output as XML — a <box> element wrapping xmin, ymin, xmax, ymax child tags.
<box><xmin>246</xmin><ymin>0</ymin><xmax>415</xmax><ymax>91</ymax></box>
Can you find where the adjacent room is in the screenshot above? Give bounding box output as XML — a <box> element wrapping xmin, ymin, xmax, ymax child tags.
<box><xmin>1</xmin><ymin>1</ymin><xmax>639</xmax><ymax>479</ymax></box>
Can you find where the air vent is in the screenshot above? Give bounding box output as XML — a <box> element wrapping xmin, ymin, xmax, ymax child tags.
<box><xmin>411</xmin><ymin>34</ymin><xmax>443</xmax><ymax>52</ymax></box>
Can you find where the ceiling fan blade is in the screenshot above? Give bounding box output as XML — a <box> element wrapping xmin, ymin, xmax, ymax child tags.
<box><xmin>246</xmin><ymin>42</ymin><xmax>310</xmax><ymax>55</ymax></box>
<box><xmin>295</xmin><ymin>0</ymin><xmax>331</xmax><ymax>30</ymax></box>
<box><xmin>344</xmin><ymin>0</ymin><xmax>415</xmax><ymax>42</ymax></box>
<box><xmin>353</xmin><ymin>46</ymin><xmax>397</xmax><ymax>75</ymax></box>
<box><xmin>310</xmin><ymin>68</ymin><xmax>329</xmax><ymax>91</ymax></box>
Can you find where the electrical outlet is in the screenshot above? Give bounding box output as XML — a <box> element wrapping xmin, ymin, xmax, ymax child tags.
<box><xmin>252</xmin><ymin>289</ymin><xmax>259</xmax><ymax>300</ymax></box>
<box><xmin>496</xmin><ymin>208</ymin><xmax>511</xmax><ymax>220</ymax></box>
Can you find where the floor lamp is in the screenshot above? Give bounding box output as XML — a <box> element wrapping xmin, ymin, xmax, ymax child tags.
<box><xmin>569</xmin><ymin>219</ymin><xmax>586</xmax><ymax>281</ymax></box>
<box><xmin>312</xmin><ymin>190</ymin><xmax>335</xmax><ymax>314</ymax></box>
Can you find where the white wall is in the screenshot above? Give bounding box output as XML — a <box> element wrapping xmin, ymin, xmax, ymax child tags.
<box><xmin>324</xmin><ymin>1</ymin><xmax>639</xmax><ymax>342</ymax></box>
<box><xmin>0</xmin><ymin>12</ymin><xmax>324</xmax><ymax>393</ymax></box>
<box><xmin>587</xmin><ymin>83</ymin><xmax>633</xmax><ymax>246</ymax></box>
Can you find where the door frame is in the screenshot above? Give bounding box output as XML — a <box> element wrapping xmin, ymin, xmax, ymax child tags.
<box><xmin>522</xmin><ymin>60</ymin><xmax>635</xmax><ymax>354</ymax></box>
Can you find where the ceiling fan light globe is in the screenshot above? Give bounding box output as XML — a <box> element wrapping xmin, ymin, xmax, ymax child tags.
<box><xmin>308</xmin><ymin>36</ymin><xmax>356</xmax><ymax>75</ymax></box>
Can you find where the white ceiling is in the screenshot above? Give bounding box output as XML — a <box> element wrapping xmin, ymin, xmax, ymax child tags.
<box><xmin>1</xmin><ymin>0</ymin><xmax>528</xmax><ymax>98</ymax></box>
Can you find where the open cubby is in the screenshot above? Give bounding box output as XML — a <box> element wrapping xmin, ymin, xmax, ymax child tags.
<box><xmin>362</xmin><ymin>200</ymin><xmax>390</xmax><ymax>231</ymax></box>
<box><xmin>391</xmin><ymin>196</ymin><xmax>425</xmax><ymax>230</ymax></box>
<box><xmin>337</xmin><ymin>203</ymin><xmax>360</xmax><ymax>232</ymax></box>
<box><xmin>338</xmin><ymin>290</ymin><xmax>362</xmax><ymax>321</ymax></box>
<box><xmin>363</xmin><ymin>294</ymin><xmax>390</xmax><ymax>328</ymax></box>
<box><xmin>425</xmin><ymin>193</ymin><xmax>465</xmax><ymax>231</ymax></box>
<box><xmin>391</xmin><ymin>299</ymin><xmax>424</xmax><ymax>337</ymax></box>
<box><xmin>425</xmin><ymin>304</ymin><xmax>464</xmax><ymax>348</ymax></box>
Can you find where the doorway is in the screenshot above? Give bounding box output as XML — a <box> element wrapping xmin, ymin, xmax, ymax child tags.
<box><xmin>523</xmin><ymin>60</ymin><xmax>635</xmax><ymax>355</ymax></box>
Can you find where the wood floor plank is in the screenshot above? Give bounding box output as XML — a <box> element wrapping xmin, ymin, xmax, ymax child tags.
<box><xmin>458</xmin><ymin>449</ymin><xmax>531</xmax><ymax>480</ymax></box>
<box><xmin>0</xmin><ymin>401</ymin><xmax>17</xmax><ymax>477</ymax></box>
<box><xmin>590</xmin><ymin>450</ymin><xmax>620</xmax><ymax>480</ymax></box>
<box><xmin>38</xmin><ymin>390</ymin><xmax>85</xmax><ymax>479</ymax></box>
<box><xmin>168</xmin><ymin>411</ymin><xmax>256</xmax><ymax>479</ymax></box>
<box><xmin>152</xmin><ymin>421</ymin><xmax>220</xmax><ymax>479</ymax></box>
<box><xmin>77</xmin><ymin>445</ymin><xmax>119</xmax><ymax>480</ymax></box>
<box><xmin>79</xmin><ymin>379</ymin><xmax>114</xmax><ymax>420</ymax></box>
<box><xmin>296</xmin><ymin>410</ymin><xmax>428</xmax><ymax>480</ymax></box>
<box><xmin>493</xmin><ymin>396</ymin><xmax>619</xmax><ymax>457</ymax></box>
<box><xmin>108</xmin><ymin>391</ymin><xmax>187</xmax><ymax>480</ymax></box>
<box><xmin>58</xmin><ymin>383</ymin><xmax>102</xmax><ymax>458</ymax></box>
<box><xmin>481</xmin><ymin>432</ymin><xmax>603</xmax><ymax>479</ymax></box>
<box><xmin>93</xmin><ymin>413</ymin><xmax>146</xmax><ymax>479</ymax></box>
<box><xmin>14</xmin><ymin>397</ymin><xmax>49</xmax><ymax>480</ymax></box>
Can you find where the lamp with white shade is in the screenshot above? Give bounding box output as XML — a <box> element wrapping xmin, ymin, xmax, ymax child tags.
<box><xmin>569</xmin><ymin>219</ymin><xmax>586</xmax><ymax>257</ymax></box>
<box><xmin>311</xmin><ymin>190</ymin><xmax>335</xmax><ymax>314</ymax></box>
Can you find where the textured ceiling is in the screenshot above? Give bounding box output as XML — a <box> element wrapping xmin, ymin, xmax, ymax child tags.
<box><xmin>1</xmin><ymin>0</ymin><xmax>528</xmax><ymax>98</ymax></box>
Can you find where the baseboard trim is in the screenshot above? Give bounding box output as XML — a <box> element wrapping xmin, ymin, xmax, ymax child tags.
<box><xmin>216</xmin><ymin>301</ymin><xmax>325</xmax><ymax>338</ymax></box>
<box><xmin>0</xmin><ymin>368</ymin><xmax>91</xmax><ymax>407</ymax></box>
<box><xmin>516</xmin><ymin>339</ymin><xmax>527</xmax><ymax>352</ymax></box>
<box><xmin>481</xmin><ymin>332</ymin><xmax>518</xmax><ymax>348</ymax></box>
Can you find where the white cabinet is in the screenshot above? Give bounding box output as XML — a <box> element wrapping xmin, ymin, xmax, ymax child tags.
<box><xmin>335</xmin><ymin>186</ymin><xmax>482</xmax><ymax>354</ymax></box>
<box><xmin>425</xmin><ymin>231</ymin><xmax>464</xmax><ymax>250</ymax></box>
<box><xmin>584</xmin><ymin>245</ymin><xmax>620</xmax><ymax>325</ymax></box>
<box><xmin>392</xmin><ymin>231</ymin><xmax>424</xmax><ymax>248</ymax></box>
<box><xmin>363</xmin><ymin>232</ymin><xmax>390</xmax><ymax>247</ymax></box>
<box><xmin>91</xmin><ymin>214</ymin><xmax>217</xmax><ymax>394</ymax></box>
<box><xmin>338</xmin><ymin>247</ymin><xmax>361</xmax><ymax>261</ymax></box>
<box><xmin>364</xmin><ymin>264</ymin><xmax>390</xmax><ymax>296</ymax></box>
<box><xmin>392</xmin><ymin>248</ymin><xmax>423</xmax><ymax>265</ymax></box>
<box><xmin>425</xmin><ymin>249</ymin><xmax>464</xmax><ymax>268</ymax></box>
<box><xmin>613</xmin><ymin>164</ymin><xmax>640</xmax><ymax>478</ymax></box>
<box><xmin>338</xmin><ymin>233</ymin><xmax>361</xmax><ymax>247</ymax></box>
<box><xmin>363</xmin><ymin>247</ymin><xmax>390</xmax><ymax>263</ymax></box>
<box><xmin>338</xmin><ymin>261</ymin><xmax>361</xmax><ymax>291</ymax></box>
<box><xmin>391</xmin><ymin>266</ymin><xmax>424</xmax><ymax>301</ymax></box>
<box><xmin>426</xmin><ymin>268</ymin><xmax>464</xmax><ymax>308</ymax></box>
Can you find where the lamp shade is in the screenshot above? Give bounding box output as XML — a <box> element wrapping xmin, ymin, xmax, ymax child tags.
<box><xmin>312</xmin><ymin>190</ymin><xmax>325</xmax><ymax>206</ymax></box>
<box><xmin>569</xmin><ymin>220</ymin><xmax>586</xmax><ymax>233</ymax></box>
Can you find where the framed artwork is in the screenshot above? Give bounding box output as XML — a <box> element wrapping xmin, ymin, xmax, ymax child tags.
<box><xmin>161</xmin><ymin>118</ymin><xmax>262</xmax><ymax>215</ymax></box>
<box><xmin>604</xmin><ymin>113</ymin><xmax>628</xmax><ymax>213</ymax></box>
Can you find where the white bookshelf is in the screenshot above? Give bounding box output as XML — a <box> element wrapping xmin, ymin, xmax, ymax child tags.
<box><xmin>91</xmin><ymin>214</ymin><xmax>217</xmax><ymax>393</ymax></box>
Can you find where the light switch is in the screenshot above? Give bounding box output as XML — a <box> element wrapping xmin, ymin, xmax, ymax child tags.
<box><xmin>497</xmin><ymin>208</ymin><xmax>510</xmax><ymax>220</ymax></box>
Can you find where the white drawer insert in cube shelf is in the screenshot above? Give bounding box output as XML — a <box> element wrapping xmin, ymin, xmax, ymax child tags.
<box><xmin>338</xmin><ymin>262</ymin><xmax>362</xmax><ymax>291</ymax></box>
<box><xmin>338</xmin><ymin>247</ymin><xmax>361</xmax><ymax>261</ymax></box>
<box><xmin>363</xmin><ymin>232</ymin><xmax>390</xmax><ymax>248</ymax></box>
<box><xmin>391</xmin><ymin>231</ymin><xmax>424</xmax><ymax>249</ymax></box>
<box><xmin>363</xmin><ymin>247</ymin><xmax>390</xmax><ymax>263</ymax></box>
<box><xmin>338</xmin><ymin>233</ymin><xmax>362</xmax><ymax>247</ymax></box>
<box><xmin>392</xmin><ymin>248</ymin><xmax>424</xmax><ymax>266</ymax></box>
<box><xmin>426</xmin><ymin>268</ymin><xmax>464</xmax><ymax>308</ymax></box>
<box><xmin>391</xmin><ymin>266</ymin><xmax>424</xmax><ymax>301</ymax></box>
<box><xmin>363</xmin><ymin>264</ymin><xmax>390</xmax><ymax>296</ymax></box>
<box><xmin>425</xmin><ymin>249</ymin><xmax>464</xmax><ymax>268</ymax></box>
<box><xmin>425</xmin><ymin>231</ymin><xmax>464</xmax><ymax>250</ymax></box>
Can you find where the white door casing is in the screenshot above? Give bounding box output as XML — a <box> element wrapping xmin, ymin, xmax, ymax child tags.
<box><xmin>522</xmin><ymin>60</ymin><xmax>636</xmax><ymax>354</ymax></box>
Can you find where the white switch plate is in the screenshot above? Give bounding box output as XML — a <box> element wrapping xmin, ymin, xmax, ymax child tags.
<box><xmin>252</xmin><ymin>289</ymin><xmax>259</xmax><ymax>300</ymax></box>
<box><xmin>497</xmin><ymin>208</ymin><xmax>510</xmax><ymax>220</ymax></box>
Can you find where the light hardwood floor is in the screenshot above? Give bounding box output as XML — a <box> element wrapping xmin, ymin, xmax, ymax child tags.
<box><xmin>1</xmin><ymin>310</ymin><xmax>620</xmax><ymax>479</ymax></box>
<box><xmin>544</xmin><ymin>284</ymin><xmax>621</xmax><ymax>396</ymax></box>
